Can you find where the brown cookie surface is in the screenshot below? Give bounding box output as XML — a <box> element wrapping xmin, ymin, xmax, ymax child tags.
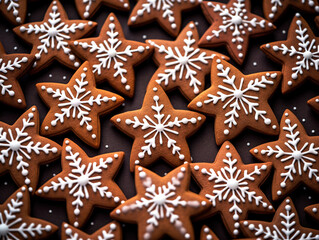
<box><xmin>147</xmin><ymin>22</ymin><xmax>228</xmax><ymax>101</ymax></box>
<box><xmin>13</xmin><ymin>0</ymin><xmax>97</xmax><ymax>74</ymax></box>
<box><xmin>36</xmin><ymin>139</ymin><xmax>126</xmax><ymax>228</ymax></box>
<box><xmin>111</xmin><ymin>164</ymin><xmax>210</xmax><ymax>240</ymax></box>
<box><xmin>305</xmin><ymin>203</ymin><xmax>319</xmax><ymax>222</ymax></box>
<box><xmin>70</xmin><ymin>13</ymin><xmax>152</xmax><ymax>97</ymax></box>
<box><xmin>37</xmin><ymin>61</ymin><xmax>124</xmax><ymax>148</ymax></box>
<box><xmin>191</xmin><ymin>142</ymin><xmax>273</xmax><ymax>237</ymax></box>
<box><xmin>188</xmin><ymin>58</ymin><xmax>280</xmax><ymax>145</ymax></box>
<box><xmin>0</xmin><ymin>0</ymin><xmax>27</xmax><ymax>24</ymax></box>
<box><xmin>199</xmin><ymin>0</ymin><xmax>275</xmax><ymax>65</ymax></box>
<box><xmin>261</xmin><ymin>14</ymin><xmax>319</xmax><ymax>94</ymax></box>
<box><xmin>111</xmin><ymin>82</ymin><xmax>205</xmax><ymax>171</ymax></box>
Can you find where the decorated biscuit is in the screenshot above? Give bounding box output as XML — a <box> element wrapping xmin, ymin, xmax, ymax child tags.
<box><xmin>263</xmin><ymin>0</ymin><xmax>319</xmax><ymax>22</ymax></box>
<box><xmin>261</xmin><ymin>14</ymin><xmax>319</xmax><ymax>94</ymax></box>
<box><xmin>200</xmin><ymin>226</ymin><xmax>220</xmax><ymax>240</ymax></box>
<box><xmin>111</xmin><ymin>164</ymin><xmax>210</xmax><ymax>240</ymax></box>
<box><xmin>305</xmin><ymin>203</ymin><xmax>319</xmax><ymax>222</ymax></box>
<box><xmin>75</xmin><ymin>0</ymin><xmax>130</xmax><ymax>19</ymax></box>
<box><xmin>128</xmin><ymin>0</ymin><xmax>202</xmax><ymax>36</ymax></box>
<box><xmin>147</xmin><ymin>22</ymin><xmax>228</xmax><ymax>101</ymax></box>
<box><xmin>37</xmin><ymin>62</ymin><xmax>124</xmax><ymax>148</ymax></box>
<box><xmin>250</xmin><ymin>110</ymin><xmax>319</xmax><ymax>201</ymax></box>
<box><xmin>111</xmin><ymin>82</ymin><xmax>205</xmax><ymax>171</ymax></box>
<box><xmin>0</xmin><ymin>186</ymin><xmax>58</xmax><ymax>239</ymax></box>
<box><xmin>70</xmin><ymin>13</ymin><xmax>152</xmax><ymax>97</ymax></box>
<box><xmin>0</xmin><ymin>0</ymin><xmax>27</xmax><ymax>24</ymax></box>
<box><xmin>62</xmin><ymin>221</ymin><xmax>122</xmax><ymax>240</ymax></box>
<box><xmin>191</xmin><ymin>142</ymin><xmax>273</xmax><ymax>237</ymax></box>
<box><xmin>0</xmin><ymin>41</ymin><xmax>33</xmax><ymax>108</ymax></box>
<box><xmin>240</xmin><ymin>198</ymin><xmax>319</xmax><ymax>239</ymax></box>
<box><xmin>0</xmin><ymin>106</ymin><xmax>61</xmax><ymax>193</ymax></box>
<box><xmin>188</xmin><ymin>58</ymin><xmax>280</xmax><ymax>146</ymax></box>
<box><xmin>36</xmin><ymin>139</ymin><xmax>126</xmax><ymax>228</ymax></box>
<box><xmin>199</xmin><ymin>0</ymin><xmax>275</xmax><ymax>65</ymax></box>
<box><xmin>13</xmin><ymin>0</ymin><xmax>97</xmax><ymax>74</ymax></box>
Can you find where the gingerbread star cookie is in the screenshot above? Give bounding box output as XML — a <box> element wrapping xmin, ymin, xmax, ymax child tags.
<box><xmin>263</xmin><ymin>0</ymin><xmax>319</xmax><ymax>22</ymax></box>
<box><xmin>188</xmin><ymin>59</ymin><xmax>280</xmax><ymax>146</ymax></box>
<box><xmin>261</xmin><ymin>14</ymin><xmax>319</xmax><ymax>94</ymax></box>
<box><xmin>199</xmin><ymin>0</ymin><xmax>275</xmax><ymax>65</ymax></box>
<box><xmin>0</xmin><ymin>41</ymin><xmax>33</xmax><ymax>108</ymax></box>
<box><xmin>250</xmin><ymin>110</ymin><xmax>319</xmax><ymax>201</ymax></box>
<box><xmin>13</xmin><ymin>0</ymin><xmax>97</xmax><ymax>74</ymax></box>
<box><xmin>111</xmin><ymin>82</ymin><xmax>205</xmax><ymax>171</ymax></box>
<box><xmin>36</xmin><ymin>62</ymin><xmax>124</xmax><ymax>148</ymax></box>
<box><xmin>75</xmin><ymin>0</ymin><xmax>130</xmax><ymax>19</ymax></box>
<box><xmin>0</xmin><ymin>106</ymin><xmax>61</xmax><ymax>193</ymax></box>
<box><xmin>111</xmin><ymin>164</ymin><xmax>210</xmax><ymax>240</ymax></box>
<box><xmin>70</xmin><ymin>13</ymin><xmax>152</xmax><ymax>97</ymax></box>
<box><xmin>240</xmin><ymin>198</ymin><xmax>319</xmax><ymax>239</ymax></box>
<box><xmin>191</xmin><ymin>142</ymin><xmax>273</xmax><ymax>237</ymax></box>
<box><xmin>36</xmin><ymin>139</ymin><xmax>126</xmax><ymax>228</ymax></box>
<box><xmin>305</xmin><ymin>203</ymin><xmax>319</xmax><ymax>222</ymax></box>
<box><xmin>308</xmin><ymin>95</ymin><xmax>319</xmax><ymax>113</ymax></box>
<box><xmin>200</xmin><ymin>226</ymin><xmax>219</xmax><ymax>240</ymax></box>
<box><xmin>0</xmin><ymin>186</ymin><xmax>58</xmax><ymax>239</ymax></box>
<box><xmin>0</xmin><ymin>0</ymin><xmax>27</xmax><ymax>24</ymax></box>
<box><xmin>128</xmin><ymin>0</ymin><xmax>202</xmax><ymax>37</ymax></box>
<box><xmin>147</xmin><ymin>22</ymin><xmax>228</xmax><ymax>101</ymax></box>
<box><xmin>62</xmin><ymin>221</ymin><xmax>122</xmax><ymax>240</ymax></box>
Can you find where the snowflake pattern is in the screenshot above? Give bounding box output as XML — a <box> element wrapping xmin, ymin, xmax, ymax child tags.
<box><xmin>0</xmin><ymin>186</ymin><xmax>55</xmax><ymax>240</ymax></box>
<box><xmin>72</xmin><ymin>14</ymin><xmax>148</xmax><ymax>93</ymax></box>
<box><xmin>37</xmin><ymin>139</ymin><xmax>125</xmax><ymax>228</ymax></box>
<box><xmin>255</xmin><ymin>110</ymin><xmax>319</xmax><ymax>198</ymax></box>
<box><xmin>241</xmin><ymin>198</ymin><xmax>319</xmax><ymax>240</ymax></box>
<box><xmin>192</xmin><ymin>142</ymin><xmax>273</xmax><ymax>236</ymax></box>
<box><xmin>0</xmin><ymin>0</ymin><xmax>25</xmax><ymax>24</ymax></box>
<box><xmin>0</xmin><ymin>107</ymin><xmax>59</xmax><ymax>192</ymax></box>
<box><xmin>14</xmin><ymin>1</ymin><xmax>95</xmax><ymax>72</ymax></box>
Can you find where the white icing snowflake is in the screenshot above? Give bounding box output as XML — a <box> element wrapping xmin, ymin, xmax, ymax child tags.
<box><xmin>18</xmin><ymin>1</ymin><xmax>89</xmax><ymax>68</ymax></box>
<box><xmin>199</xmin><ymin>149</ymin><xmax>271</xmax><ymax>235</ymax></box>
<box><xmin>80</xmin><ymin>0</ymin><xmax>129</xmax><ymax>18</ymax></box>
<box><xmin>260</xmin><ymin>114</ymin><xmax>319</xmax><ymax>196</ymax></box>
<box><xmin>0</xmin><ymin>0</ymin><xmax>22</xmax><ymax>23</ymax></box>
<box><xmin>0</xmin><ymin>107</ymin><xmax>58</xmax><ymax>189</ymax></box>
<box><xmin>149</xmin><ymin>28</ymin><xmax>216</xmax><ymax>95</ymax></box>
<box><xmin>40</xmin><ymin>141</ymin><xmax>121</xmax><ymax>228</ymax></box>
<box><xmin>0</xmin><ymin>186</ymin><xmax>53</xmax><ymax>239</ymax></box>
<box><xmin>0</xmin><ymin>56</ymin><xmax>28</xmax><ymax>100</ymax></box>
<box><xmin>243</xmin><ymin>198</ymin><xmax>319</xmax><ymax>239</ymax></box>
<box><xmin>124</xmin><ymin>87</ymin><xmax>200</xmax><ymax>161</ymax></box>
<box><xmin>205</xmin><ymin>0</ymin><xmax>271</xmax><ymax>59</ymax></box>
<box><xmin>40</xmin><ymin>67</ymin><xmax>117</xmax><ymax>140</ymax></box>
<box><xmin>268</xmin><ymin>14</ymin><xmax>319</xmax><ymax>84</ymax></box>
<box><xmin>73</xmin><ymin>16</ymin><xmax>146</xmax><ymax>92</ymax></box>
<box><xmin>196</xmin><ymin>60</ymin><xmax>277</xmax><ymax>136</ymax></box>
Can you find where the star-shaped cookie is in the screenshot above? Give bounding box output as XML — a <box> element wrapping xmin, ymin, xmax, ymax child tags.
<box><xmin>111</xmin><ymin>82</ymin><xmax>205</xmax><ymax>171</ymax></box>
<box><xmin>188</xmin><ymin>59</ymin><xmax>280</xmax><ymax>146</ymax></box>
<box><xmin>13</xmin><ymin>0</ymin><xmax>97</xmax><ymax>74</ymax></box>
<box><xmin>200</xmin><ymin>226</ymin><xmax>220</xmax><ymax>240</ymax></box>
<box><xmin>147</xmin><ymin>22</ymin><xmax>228</xmax><ymax>101</ymax></box>
<box><xmin>261</xmin><ymin>14</ymin><xmax>319</xmax><ymax>94</ymax></box>
<box><xmin>62</xmin><ymin>221</ymin><xmax>122</xmax><ymax>240</ymax></box>
<box><xmin>240</xmin><ymin>198</ymin><xmax>319</xmax><ymax>239</ymax></box>
<box><xmin>250</xmin><ymin>110</ymin><xmax>319</xmax><ymax>201</ymax></box>
<box><xmin>308</xmin><ymin>95</ymin><xmax>319</xmax><ymax>113</ymax></box>
<box><xmin>111</xmin><ymin>164</ymin><xmax>210</xmax><ymax>240</ymax></box>
<box><xmin>305</xmin><ymin>203</ymin><xmax>319</xmax><ymax>222</ymax></box>
<box><xmin>0</xmin><ymin>106</ymin><xmax>61</xmax><ymax>193</ymax></box>
<box><xmin>0</xmin><ymin>41</ymin><xmax>33</xmax><ymax>108</ymax></box>
<box><xmin>36</xmin><ymin>62</ymin><xmax>124</xmax><ymax>148</ymax></box>
<box><xmin>0</xmin><ymin>0</ymin><xmax>27</xmax><ymax>24</ymax></box>
<box><xmin>70</xmin><ymin>13</ymin><xmax>152</xmax><ymax>97</ymax></box>
<box><xmin>263</xmin><ymin>0</ymin><xmax>319</xmax><ymax>22</ymax></box>
<box><xmin>75</xmin><ymin>0</ymin><xmax>130</xmax><ymax>19</ymax></box>
<box><xmin>36</xmin><ymin>139</ymin><xmax>126</xmax><ymax>228</ymax></box>
<box><xmin>191</xmin><ymin>142</ymin><xmax>273</xmax><ymax>237</ymax></box>
<box><xmin>0</xmin><ymin>186</ymin><xmax>58</xmax><ymax>240</ymax></box>
<box><xmin>199</xmin><ymin>0</ymin><xmax>275</xmax><ymax>65</ymax></box>
<box><xmin>128</xmin><ymin>0</ymin><xmax>202</xmax><ymax>37</ymax></box>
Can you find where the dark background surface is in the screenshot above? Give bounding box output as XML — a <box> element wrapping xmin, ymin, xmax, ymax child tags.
<box><xmin>0</xmin><ymin>0</ymin><xmax>319</xmax><ymax>239</ymax></box>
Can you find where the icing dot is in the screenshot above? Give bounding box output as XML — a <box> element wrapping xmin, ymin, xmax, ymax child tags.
<box><xmin>196</xmin><ymin>102</ymin><xmax>203</xmax><ymax>107</ymax></box>
<box><xmin>313</xmin><ymin>208</ymin><xmax>318</xmax><ymax>213</ymax></box>
<box><xmin>224</xmin><ymin>129</ymin><xmax>229</xmax><ymax>135</ymax></box>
